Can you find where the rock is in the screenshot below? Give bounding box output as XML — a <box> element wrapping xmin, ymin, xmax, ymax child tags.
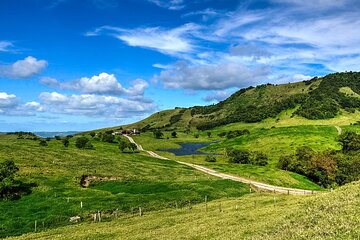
<box><xmin>69</xmin><ymin>216</ymin><xmax>81</xmax><ymax>223</ymax></box>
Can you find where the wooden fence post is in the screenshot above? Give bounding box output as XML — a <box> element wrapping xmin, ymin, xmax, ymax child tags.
<box><xmin>139</xmin><ymin>207</ymin><xmax>142</xmax><ymax>216</ymax></box>
<box><xmin>34</xmin><ymin>220</ymin><xmax>37</xmax><ymax>232</ymax></box>
<box><xmin>205</xmin><ymin>196</ymin><xmax>208</xmax><ymax>212</ymax></box>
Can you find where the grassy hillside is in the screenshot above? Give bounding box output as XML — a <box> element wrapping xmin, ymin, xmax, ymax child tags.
<box><xmin>116</xmin><ymin>72</ymin><xmax>360</xmax><ymax>132</ymax></box>
<box><xmin>0</xmin><ymin>134</ymin><xmax>249</xmax><ymax>238</ymax></box>
<box><xmin>10</xmin><ymin>179</ymin><xmax>360</xmax><ymax>240</ymax></box>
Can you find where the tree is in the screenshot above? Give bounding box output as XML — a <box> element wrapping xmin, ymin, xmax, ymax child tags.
<box><xmin>252</xmin><ymin>152</ymin><xmax>268</xmax><ymax>166</ymax></box>
<box><xmin>207</xmin><ymin>132</ymin><xmax>212</xmax><ymax>138</ymax></box>
<box><xmin>153</xmin><ymin>129</ymin><xmax>163</xmax><ymax>139</ymax></box>
<box><xmin>75</xmin><ymin>137</ymin><xmax>89</xmax><ymax>149</ymax></box>
<box><xmin>228</xmin><ymin>149</ymin><xmax>251</xmax><ymax>164</ymax></box>
<box><xmin>0</xmin><ymin>160</ymin><xmax>19</xmax><ymax>198</ymax></box>
<box><xmin>62</xmin><ymin>138</ymin><xmax>69</xmax><ymax>147</ymax></box>
<box><xmin>118</xmin><ymin>140</ymin><xmax>128</xmax><ymax>152</ymax></box>
<box><xmin>84</xmin><ymin>141</ymin><xmax>94</xmax><ymax>150</ymax></box>
<box><xmin>102</xmin><ymin>133</ymin><xmax>115</xmax><ymax>143</ymax></box>
<box><xmin>194</xmin><ymin>133</ymin><xmax>199</xmax><ymax>138</ymax></box>
<box><xmin>339</xmin><ymin>131</ymin><xmax>360</xmax><ymax>152</ymax></box>
<box><xmin>128</xmin><ymin>143</ymin><xmax>137</xmax><ymax>152</ymax></box>
<box><xmin>54</xmin><ymin>136</ymin><xmax>61</xmax><ymax>140</ymax></box>
<box><xmin>171</xmin><ymin>131</ymin><xmax>177</xmax><ymax>138</ymax></box>
<box><xmin>89</xmin><ymin>132</ymin><xmax>96</xmax><ymax>138</ymax></box>
<box><xmin>39</xmin><ymin>140</ymin><xmax>48</xmax><ymax>147</ymax></box>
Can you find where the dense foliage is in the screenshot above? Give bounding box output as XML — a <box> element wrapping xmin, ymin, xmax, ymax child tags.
<box><xmin>296</xmin><ymin>72</ymin><xmax>360</xmax><ymax>119</ymax></box>
<box><xmin>0</xmin><ymin>160</ymin><xmax>33</xmax><ymax>199</ymax></box>
<box><xmin>278</xmin><ymin>131</ymin><xmax>360</xmax><ymax>187</ymax></box>
<box><xmin>226</xmin><ymin>148</ymin><xmax>268</xmax><ymax>166</ymax></box>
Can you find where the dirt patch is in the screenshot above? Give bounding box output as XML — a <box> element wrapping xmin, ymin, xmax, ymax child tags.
<box><xmin>80</xmin><ymin>175</ymin><xmax>122</xmax><ymax>188</ymax></box>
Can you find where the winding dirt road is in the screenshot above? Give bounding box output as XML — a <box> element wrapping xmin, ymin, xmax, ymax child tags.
<box><xmin>123</xmin><ymin>135</ymin><xmax>317</xmax><ymax>195</ymax></box>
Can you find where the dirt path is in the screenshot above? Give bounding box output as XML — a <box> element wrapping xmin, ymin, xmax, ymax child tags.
<box><xmin>335</xmin><ymin>126</ymin><xmax>342</xmax><ymax>135</ymax></box>
<box><xmin>124</xmin><ymin>135</ymin><xmax>317</xmax><ymax>195</ymax></box>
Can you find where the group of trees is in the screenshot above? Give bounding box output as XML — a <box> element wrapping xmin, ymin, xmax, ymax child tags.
<box><xmin>225</xmin><ymin>147</ymin><xmax>268</xmax><ymax>166</ymax></box>
<box><xmin>218</xmin><ymin>129</ymin><xmax>250</xmax><ymax>139</ymax></box>
<box><xmin>296</xmin><ymin>72</ymin><xmax>360</xmax><ymax>119</ymax></box>
<box><xmin>278</xmin><ymin>131</ymin><xmax>360</xmax><ymax>187</ymax></box>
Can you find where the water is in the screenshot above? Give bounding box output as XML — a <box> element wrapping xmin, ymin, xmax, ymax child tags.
<box><xmin>34</xmin><ymin>131</ymin><xmax>79</xmax><ymax>138</ymax></box>
<box><xmin>159</xmin><ymin>141</ymin><xmax>219</xmax><ymax>156</ymax></box>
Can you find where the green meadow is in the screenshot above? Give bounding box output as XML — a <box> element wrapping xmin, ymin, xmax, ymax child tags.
<box><xmin>0</xmin><ymin>134</ymin><xmax>249</xmax><ymax>238</ymax></box>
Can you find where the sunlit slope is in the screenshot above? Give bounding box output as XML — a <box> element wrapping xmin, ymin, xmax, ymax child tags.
<box><xmin>10</xmin><ymin>180</ymin><xmax>360</xmax><ymax>240</ymax></box>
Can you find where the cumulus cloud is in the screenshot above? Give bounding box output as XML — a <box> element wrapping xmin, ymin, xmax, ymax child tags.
<box><xmin>0</xmin><ymin>92</ymin><xmax>43</xmax><ymax>116</ymax></box>
<box><xmin>148</xmin><ymin>0</ymin><xmax>185</xmax><ymax>10</ymax></box>
<box><xmin>39</xmin><ymin>92</ymin><xmax>156</xmax><ymax>118</ymax></box>
<box><xmin>86</xmin><ymin>24</ymin><xmax>199</xmax><ymax>55</ymax></box>
<box><xmin>40</xmin><ymin>72</ymin><xmax>148</xmax><ymax>96</ymax></box>
<box><xmin>153</xmin><ymin>61</ymin><xmax>270</xmax><ymax>90</ymax></box>
<box><xmin>0</xmin><ymin>56</ymin><xmax>48</xmax><ymax>79</ymax></box>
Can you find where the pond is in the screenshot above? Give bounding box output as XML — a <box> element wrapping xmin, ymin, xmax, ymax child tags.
<box><xmin>159</xmin><ymin>141</ymin><xmax>219</xmax><ymax>156</ymax></box>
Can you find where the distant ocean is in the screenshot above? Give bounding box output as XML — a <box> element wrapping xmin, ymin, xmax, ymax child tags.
<box><xmin>34</xmin><ymin>131</ymin><xmax>79</xmax><ymax>138</ymax></box>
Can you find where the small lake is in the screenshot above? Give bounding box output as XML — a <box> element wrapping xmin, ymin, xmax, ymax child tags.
<box><xmin>159</xmin><ymin>141</ymin><xmax>219</xmax><ymax>156</ymax></box>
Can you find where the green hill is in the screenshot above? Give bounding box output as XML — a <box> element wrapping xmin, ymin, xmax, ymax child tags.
<box><xmin>119</xmin><ymin>72</ymin><xmax>360</xmax><ymax>132</ymax></box>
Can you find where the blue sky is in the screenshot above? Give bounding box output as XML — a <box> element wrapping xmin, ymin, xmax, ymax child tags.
<box><xmin>0</xmin><ymin>0</ymin><xmax>359</xmax><ymax>131</ymax></box>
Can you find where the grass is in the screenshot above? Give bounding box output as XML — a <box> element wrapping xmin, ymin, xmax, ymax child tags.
<box><xmin>10</xmin><ymin>180</ymin><xmax>360</xmax><ymax>240</ymax></box>
<box><xmin>0</xmin><ymin>135</ymin><xmax>249</xmax><ymax>238</ymax></box>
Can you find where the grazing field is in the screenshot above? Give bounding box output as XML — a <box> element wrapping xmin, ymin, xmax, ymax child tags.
<box><xmin>10</xmin><ymin>180</ymin><xmax>360</xmax><ymax>240</ymax></box>
<box><xmin>0</xmin><ymin>135</ymin><xmax>249</xmax><ymax>238</ymax></box>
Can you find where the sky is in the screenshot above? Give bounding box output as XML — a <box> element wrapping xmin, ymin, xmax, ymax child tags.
<box><xmin>0</xmin><ymin>0</ymin><xmax>360</xmax><ymax>132</ymax></box>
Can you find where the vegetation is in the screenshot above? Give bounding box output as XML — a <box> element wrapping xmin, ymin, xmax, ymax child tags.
<box><xmin>39</xmin><ymin>140</ymin><xmax>48</xmax><ymax>147</ymax></box>
<box><xmin>0</xmin><ymin>134</ymin><xmax>249</xmax><ymax>237</ymax></box>
<box><xmin>0</xmin><ymin>160</ymin><xmax>33</xmax><ymax>200</ymax></box>
<box><xmin>75</xmin><ymin>136</ymin><xmax>93</xmax><ymax>149</ymax></box>
<box><xmin>153</xmin><ymin>129</ymin><xmax>163</xmax><ymax>139</ymax></box>
<box><xmin>204</xmin><ymin>155</ymin><xmax>216</xmax><ymax>162</ymax></box>
<box><xmin>10</xmin><ymin>180</ymin><xmax>360</xmax><ymax>240</ymax></box>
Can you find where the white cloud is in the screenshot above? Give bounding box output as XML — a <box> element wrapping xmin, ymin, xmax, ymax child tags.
<box><xmin>86</xmin><ymin>24</ymin><xmax>199</xmax><ymax>55</ymax></box>
<box><xmin>0</xmin><ymin>92</ymin><xmax>18</xmax><ymax>108</ymax></box>
<box><xmin>0</xmin><ymin>41</ymin><xmax>14</xmax><ymax>52</ymax></box>
<box><xmin>40</xmin><ymin>72</ymin><xmax>148</xmax><ymax>96</ymax></box>
<box><xmin>0</xmin><ymin>92</ymin><xmax>43</xmax><ymax>116</ymax></box>
<box><xmin>39</xmin><ymin>92</ymin><xmax>156</xmax><ymax>118</ymax></box>
<box><xmin>0</xmin><ymin>56</ymin><xmax>48</xmax><ymax>79</ymax></box>
<box><xmin>148</xmin><ymin>0</ymin><xmax>185</xmax><ymax>10</ymax></box>
<box><xmin>153</xmin><ymin>61</ymin><xmax>270</xmax><ymax>90</ymax></box>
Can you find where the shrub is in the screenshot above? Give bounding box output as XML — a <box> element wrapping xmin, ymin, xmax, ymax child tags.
<box><xmin>39</xmin><ymin>140</ymin><xmax>48</xmax><ymax>146</ymax></box>
<box><xmin>153</xmin><ymin>129</ymin><xmax>164</xmax><ymax>139</ymax></box>
<box><xmin>228</xmin><ymin>149</ymin><xmax>251</xmax><ymax>164</ymax></box>
<box><xmin>62</xmin><ymin>138</ymin><xmax>69</xmax><ymax>147</ymax></box>
<box><xmin>54</xmin><ymin>136</ymin><xmax>61</xmax><ymax>140</ymax></box>
<box><xmin>205</xmin><ymin>156</ymin><xmax>216</xmax><ymax>162</ymax></box>
<box><xmin>89</xmin><ymin>132</ymin><xmax>96</xmax><ymax>138</ymax></box>
<box><xmin>75</xmin><ymin>137</ymin><xmax>89</xmax><ymax>149</ymax></box>
<box><xmin>0</xmin><ymin>160</ymin><xmax>33</xmax><ymax>199</ymax></box>
<box><xmin>171</xmin><ymin>131</ymin><xmax>177</xmax><ymax>138</ymax></box>
<box><xmin>252</xmin><ymin>152</ymin><xmax>268</xmax><ymax>166</ymax></box>
<box><xmin>102</xmin><ymin>133</ymin><xmax>115</xmax><ymax>143</ymax></box>
<box><xmin>338</xmin><ymin>131</ymin><xmax>360</xmax><ymax>152</ymax></box>
<box><xmin>84</xmin><ymin>141</ymin><xmax>94</xmax><ymax>150</ymax></box>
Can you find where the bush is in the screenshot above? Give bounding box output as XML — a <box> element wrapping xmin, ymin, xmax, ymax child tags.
<box><xmin>39</xmin><ymin>140</ymin><xmax>48</xmax><ymax>146</ymax></box>
<box><xmin>84</xmin><ymin>141</ymin><xmax>94</xmax><ymax>150</ymax></box>
<box><xmin>0</xmin><ymin>160</ymin><xmax>33</xmax><ymax>199</ymax></box>
<box><xmin>228</xmin><ymin>149</ymin><xmax>251</xmax><ymax>164</ymax></box>
<box><xmin>252</xmin><ymin>152</ymin><xmax>268</xmax><ymax>166</ymax></box>
<box><xmin>75</xmin><ymin>137</ymin><xmax>90</xmax><ymax>149</ymax></box>
<box><xmin>89</xmin><ymin>132</ymin><xmax>96</xmax><ymax>138</ymax></box>
<box><xmin>171</xmin><ymin>131</ymin><xmax>177</xmax><ymax>138</ymax></box>
<box><xmin>205</xmin><ymin>156</ymin><xmax>216</xmax><ymax>162</ymax></box>
<box><xmin>102</xmin><ymin>133</ymin><xmax>115</xmax><ymax>143</ymax></box>
<box><xmin>62</xmin><ymin>138</ymin><xmax>69</xmax><ymax>147</ymax></box>
<box><xmin>54</xmin><ymin>136</ymin><xmax>61</xmax><ymax>140</ymax></box>
<box><xmin>153</xmin><ymin>129</ymin><xmax>163</xmax><ymax>139</ymax></box>
<box><xmin>338</xmin><ymin>131</ymin><xmax>360</xmax><ymax>152</ymax></box>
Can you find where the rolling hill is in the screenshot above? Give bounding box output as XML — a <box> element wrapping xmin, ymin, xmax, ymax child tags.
<box><xmin>119</xmin><ymin>72</ymin><xmax>360</xmax><ymax>132</ymax></box>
